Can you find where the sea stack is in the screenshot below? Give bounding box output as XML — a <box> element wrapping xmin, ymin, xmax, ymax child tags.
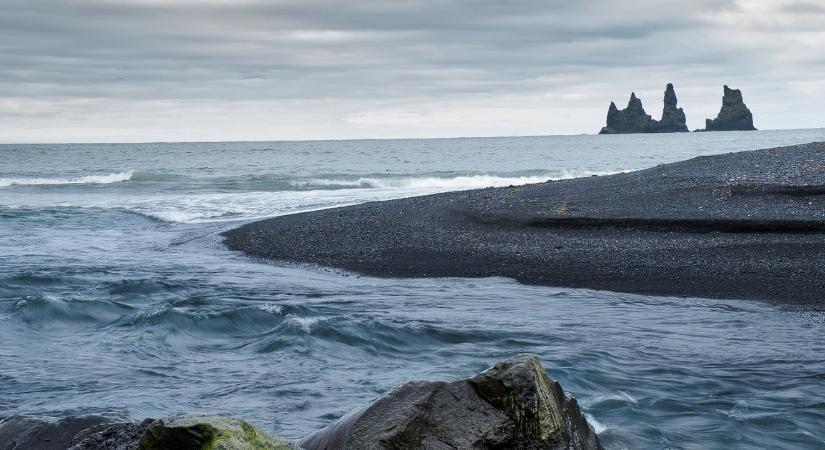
<box><xmin>658</xmin><ymin>83</ymin><xmax>689</xmax><ymax>133</ymax></box>
<box><xmin>599</xmin><ymin>83</ymin><xmax>688</xmax><ymax>134</ymax></box>
<box><xmin>702</xmin><ymin>85</ymin><xmax>756</xmax><ymax>131</ymax></box>
<box><xmin>599</xmin><ymin>93</ymin><xmax>654</xmax><ymax>134</ymax></box>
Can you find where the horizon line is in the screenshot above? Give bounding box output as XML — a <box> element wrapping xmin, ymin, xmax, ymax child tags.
<box><xmin>1</xmin><ymin>127</ymin><xmax>821</xmax><ymax>146</ymax></box>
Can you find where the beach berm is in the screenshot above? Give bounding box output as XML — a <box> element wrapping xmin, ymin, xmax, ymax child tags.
<box><xmin>224</xmin><ymin>142</ymin><xmax>825</xmax><ymax>305</ymax></box>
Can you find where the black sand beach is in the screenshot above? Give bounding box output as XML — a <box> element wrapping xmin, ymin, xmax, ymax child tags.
<box><xmin>224</xmin><ymin>142</ymin><xmax>825</xmax><ymax>306</ymax></box>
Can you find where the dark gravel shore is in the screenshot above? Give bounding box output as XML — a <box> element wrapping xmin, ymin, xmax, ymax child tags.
<box><xmin>224</xmin><ymin>142</ymin><xmax>825</xmax><ymax>305</ymax></box>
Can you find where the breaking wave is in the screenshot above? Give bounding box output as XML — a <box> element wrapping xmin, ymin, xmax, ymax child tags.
<box><xmin>0</xmin><ymin>170</ymin><xmax>621</xmax><ymax>192</ymax></box>
<box><xmin>290</xmin><ymin>170</ymin><xmax>620</xmax><ymax>190</ymax></box>
<box><xmin>0</xmin><ymin>170</ymin><xmax>624</xmax><ymax>224</ymax></box>
<box><xmin>0</xmin><ymin>171</ymin><xmax>135</xmax><ymax>187</ymax></box>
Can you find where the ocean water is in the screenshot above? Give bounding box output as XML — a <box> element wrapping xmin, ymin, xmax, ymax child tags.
<box><xmin>2</xmin><ymin>130</ymin><xmax>825</xmax><ymax>449</ymax></box>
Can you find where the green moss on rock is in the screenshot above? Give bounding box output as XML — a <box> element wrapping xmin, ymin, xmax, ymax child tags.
<box><xmin>470</xmin><ymin>354</ymin><xmax>567</xmax><ymax>447</ymax></box>
<box><xmin>137</xmin><ymin>414</ymin><xmax>298</xmax><ymax>450</ymax></box>
<box><xmin>301</xmin><ymin>354</ymin><xmax>602</xmax><ymax>450</ymax></box>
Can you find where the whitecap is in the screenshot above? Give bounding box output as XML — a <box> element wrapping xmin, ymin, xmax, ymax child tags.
<box><xmin>586</xmin><ymin>391</ymin><xmax>639</xmax><ymax>407</ymax></box>
<box><xmin>284</xmin><ymin>315</ymin><xmax>327</xmax><ymax>333</ymax></box>
<box><xmin>0</xmin><ymin>171</ymin><xmax>135</xmax><ymax>187</ymax></box>
<box><xmin>258</xmin><ymin>303</ymin><xmax>284</xmax><ymax>315</ymax></box>
<box><xmin>720</xmin><ymin>400</ymin><xmax>750</xmax><ymax>421</ymax></box>
<box><xmin>0</xmin><ymin>170</ymin><xmax>627</xmax><ymax>224</ymax></box>
<box><xmin>584</xmin><ymin>413</ymin><xmax>610</xmax><ymax>434</ymax></box>
<box><xmin>292</xmin><ymin>170</ymin><xmax>623</xmax><ymax>191</ymax></box>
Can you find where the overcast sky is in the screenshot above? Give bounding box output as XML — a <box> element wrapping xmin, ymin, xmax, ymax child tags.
<box><xmin>1</xmin><ymin>0</ymin><xmax>823</xmax><ymax>143</ymax></box>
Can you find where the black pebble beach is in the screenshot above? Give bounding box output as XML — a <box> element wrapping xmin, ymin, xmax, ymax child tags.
<box><xmin>224</xmin><ymin>142</ymin><xmax>825</xmax><ymax>306</ymax></box>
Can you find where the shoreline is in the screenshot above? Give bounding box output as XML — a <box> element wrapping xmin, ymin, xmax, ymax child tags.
<box><xmin>224</xmin><ymin>142</ymin><xmax>825</xmax><ymax>306</ymax></box>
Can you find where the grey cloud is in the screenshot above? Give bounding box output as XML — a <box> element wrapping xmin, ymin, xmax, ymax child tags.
<box><xmin>778</xmin><ymin>1</ymin><xmax>825</xmax><ymax>15</ymax></box>
<box><xmin>0</xmin><ymin>0</ymin><xmax>822</xmax><ymax>141</ymax></box>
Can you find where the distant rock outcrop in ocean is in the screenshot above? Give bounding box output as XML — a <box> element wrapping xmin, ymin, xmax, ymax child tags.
<box><xmin>598</xmin><ymin>93</ymin><xmax>654</xmax><ymax>134</ymax></box>
<box><xmin>599</xmin><ymin>83</ymin><xmax>688</xmax><ymax>134</ymax></box>
<box><xmin>701</xmin><ymin>85</ymin><xmax>757</xmax><ymax>131</ymax></box>
<box><xmin>658</xmin><ymin>83</ymin><xmax>689</xmax><ymax>133</ymax></box>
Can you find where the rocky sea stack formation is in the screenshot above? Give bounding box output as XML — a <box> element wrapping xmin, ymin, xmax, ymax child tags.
<box><xmin>701</xmin><ymin>85</ymin><xmax>757</xmax><ymax>131</ymax></box>
<box><xmin>599</xmin><ymin>83</ymin><xmax>688</xmax><ymax>134</ymax></box>
<box><xmin>0</xmin><ymin>354</ymin><xmax>602</xmax><ymax>450</ymax></box>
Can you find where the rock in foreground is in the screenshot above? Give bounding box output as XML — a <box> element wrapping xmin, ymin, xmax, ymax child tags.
<box><xmin>136</xmin><ymin>414</ymin><xmax>298</xmax><ymax>450</ymax></box>
<box><xmin>300</xmin><ymin>354</ymin><xmax>602</xmax><ymax>450</ymax></box>
<box><xmin>0</xmin><ymin>415</ymin><xmax>112</xmax><ymax>450</ymax></box>
<box><xmin>0</xmin><ymin>356</ymin><xmax>601</xmax><ymax>449</ymax></box>
<box><xmin>0</xmin><ymin>414</ymin><xmax>297</xmax><ymax>450</ymax></box>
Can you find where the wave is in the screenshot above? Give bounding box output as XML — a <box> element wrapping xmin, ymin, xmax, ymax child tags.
<box><xmin>585</xmin><ymin>391</ymin><xmax>639</xmax><ymax>408</ymax></box>
<box><xmin>0</xmin><ymin>171</ymin><xmax>135</xmax><ymax>187</ymax></box>
<box><xmin>0</xmin><ymin>169</ymin><xmax>625</xmax><ymax>224</ymax></box>
<box><xmin>0</xmin><ymin>169</ymin><xmax>620</xmax><ymax>192</ymax></box>
<box><xmin>584</xmin><ymin>414</ymin><xmax>610</xmax><ymax>435</ymax></box>
<box><xmin>290</xmin><ymin>170</ymin><xmax>618</xmax><ymax>190</ymax></box>
<box><xmin>11</xmin><ymin>293</ymin><xmax>131</xmax><ymax>327</ymax></box>
<box><xmin>129</xmin><ymin>171</ymin><xmax>189</xmax><ymax>183</ymax></box>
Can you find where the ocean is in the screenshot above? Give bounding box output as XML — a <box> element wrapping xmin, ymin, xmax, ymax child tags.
<box><xmin>2</xmin><ymin>130</ymin><xmax>825</xmax><ymax>449</ymax></box>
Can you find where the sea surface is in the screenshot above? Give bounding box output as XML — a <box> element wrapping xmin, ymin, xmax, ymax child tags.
<box><xmin>2</xmin><ymin>130</ymin><xmax>825</xmax><ymax>449</ymax></box>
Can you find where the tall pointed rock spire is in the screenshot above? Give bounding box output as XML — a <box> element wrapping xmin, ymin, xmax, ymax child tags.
<box><xmin>599</xmin><ymin>83</ymin><xmax>688</xmax><ymax>134</ymax></box>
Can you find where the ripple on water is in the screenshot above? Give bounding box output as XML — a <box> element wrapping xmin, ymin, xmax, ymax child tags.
<box><xmin>4</xmin><ymin>134</ymin><xmax>825</xmax><ymax>448</ymax></box>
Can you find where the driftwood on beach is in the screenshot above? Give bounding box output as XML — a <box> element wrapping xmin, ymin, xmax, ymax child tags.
<box><xmin>225</xmin><ymin>142</ymin><xmax>825</xmax><ymax>306</ymax></box>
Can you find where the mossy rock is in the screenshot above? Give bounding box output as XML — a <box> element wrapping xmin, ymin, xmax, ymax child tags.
<box><xmin>137</xmin><ymin>414</ymin><xmax>298</xmax><ymax>450</ymax></box>
<box><xmin>300</xmin><ymin>354</ymin><xmax>602</xmax><ymax>449</ymax></box>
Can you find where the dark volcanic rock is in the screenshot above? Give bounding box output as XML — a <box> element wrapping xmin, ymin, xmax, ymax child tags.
<box><xmin>1</xmin><ymin>414</ymin><xmax>297</xmax><ymax>450</ymax></box>
<box><xmin>69</xmin><ymin>420</ymin><xmax>153</xmax><ymax>450</ymax></box>
<box><xmin>223</xmin><ymin>142</ymin><xmax>825</xmax><ymax>306</ymax></box>
<box><xmin>702</xmin><ymin>85</ymin><xmax>756</xmax><ymax>131</ymax></box>
<box><xmin>0</xmin><ymin>415</ymin><xmax>112</xmax><ymax>450</ymax></box>
<box><xmin>136</xmin><ymin>415</ymin><xmax>298</xmax><ymax>450</ymax></box>
<box><xmin>599</xmin><ymin>92</ymin><xmax>655</xmax><ymax>134</ymax></box>
<box><xmin>300</xmin><ymin>354</ymin><xmax>602</xmax><ymax>450</ymax></box>
<box><xmin>599</xmin><ymin>84</ymin><xmax>688</xmax><ymax>134</ymax></box>
<box><xmin>656</xmin><ymin>83</ymin><xmax>689</xmax><ymax>133</ymax></box>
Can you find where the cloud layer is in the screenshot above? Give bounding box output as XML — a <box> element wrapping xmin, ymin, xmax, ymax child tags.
<box><xmin>1</xmin><ymin>0</ymin><xmax>823</xmax><ymax>142</ymax></box>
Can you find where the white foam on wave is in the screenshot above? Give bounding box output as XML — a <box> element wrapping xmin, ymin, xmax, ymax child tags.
<box><xmin>124</xmin><ymin>189</ymin><xmax>388</xmax><ymax>223</ymax></box>
<box><xmin>720</xmin><ymin>400</ymin><xmax>750</xmax><ymax>421</ymax></box>
<box><xmin>0</xmin><ymin>169</ymin><xmax>626</xmax><ymax>224</ymax></box>
<box><xmin>584</xmin><ymin>413</ymin><xmax>610</xmax><ymax>434</ymax></box>
<box><xmin>0</xmin><ymin>171</ymin><xmax>135</xmax><ymax>187</ymax></box>
<box><xmin>586</xmin><ymin>391</ymin><xmax>639</xmax><ymax>407</ymax></box>
<box><xmin>0</xmin><ymin>188</ymin><xmax>384</xmax><ymax>224</ymax></box>
<box><xmin>284</xmin><ymin>315</ymin><xmax>328</xmax><ymax>333</ymax></box>
<box><xmin>258</xmin><ymin>303</ymin><xmax>284</xmax><ymax>315</ymax></box>
<box><xmin>293</xmin><ymin>170</ymin><xmax>619</xmax><ymax>190</ymax></box>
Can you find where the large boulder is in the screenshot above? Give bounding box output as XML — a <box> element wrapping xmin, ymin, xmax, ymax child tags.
<box><xmin>300</xmin><ymin>354</ymin><xmax>602</xmax><ymax>450</ymax></box>
<box><xmin>0</xmin><ymin>415</ymin><xmax>112</xmax><ymax>450</ymax></box>
<box><xmin>1</xmin><ymin>414</ymin><xmax>298</xmax><ymax>450</ymax></box>
<box><xmin>69</xmin><ymin>419</ymin><xmax>154</xmax><ymax>450</ymax></box>
<box><xmin>135</xmin><ymin>414</ymin><xmax>299</xmax><ymax>450</ymax></box>
<box><xmin>599</xmin><ymin>83</ymin><xmax>688</xmax><ymax>134</ymax></box>
<box><xmin>702</xmin><ymin>85</ymin><xmax>756</xmax><ymax>131</ymax></box>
